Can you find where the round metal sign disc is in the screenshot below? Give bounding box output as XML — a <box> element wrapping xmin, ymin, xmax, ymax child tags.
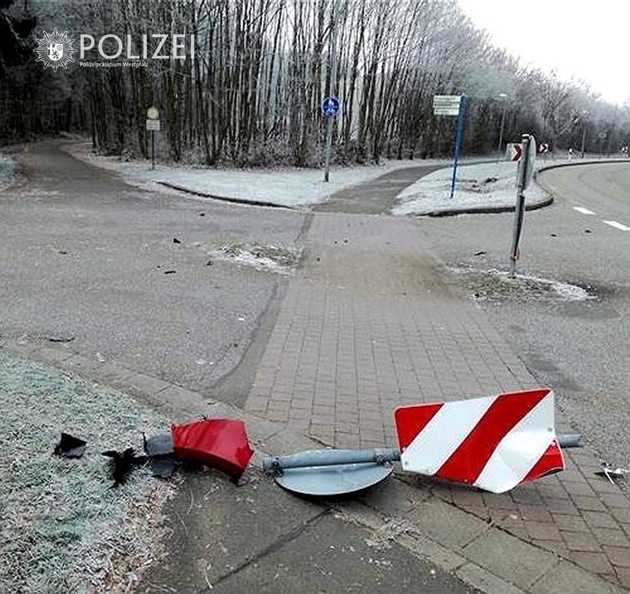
<box><xmin>274</xmin><ymin>462</ymin><xmax>393</xmax><ymax>497</ymax></box>
<box><xmin>147</xmin><ymin>106</ymin><xmax>159</xmax><ymax>120</ymax></box>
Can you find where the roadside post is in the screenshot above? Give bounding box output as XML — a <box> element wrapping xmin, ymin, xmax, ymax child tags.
<box><xmin>322</xmin><ymin>2</ymin><xmax>339</xmax><ymax>183</ymax></box>
<box><xmin>433</xmin><ymin>94</ymin><xmax>467</xmax><ymax>199</ymax></box>
<box><xmin>510</xmin><ymin>134</ymin><xmax>536</xmax><ymax>278</ymax></box>
<box><xmin>146</xmin><ymin>106</ymin><xmax>160</xmax><ymax>170</ymax></box>
<box><xmin>322</xmin><ymin>96</ymin><xmax>340</xmax><ymax>182</ymax></box>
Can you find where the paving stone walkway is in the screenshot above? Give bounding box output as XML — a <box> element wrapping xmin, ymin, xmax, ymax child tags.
<box><xmin>244</xmin><ymin>211</ymin><xmax>630</xmax><ymax>589</ymax></box>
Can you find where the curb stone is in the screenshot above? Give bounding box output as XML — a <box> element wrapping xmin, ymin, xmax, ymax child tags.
<box><xmin>408</xmin><ymin>157</ymin><xmax>630</xmax><ymax>218</ymax></box>
<box><xmin>157</xmin><ymin>180</ymin><xmax>297</xmax><ymax>210</ymax></box>
<box><xmin>420</xmin><ymin>191</ymin><xmax>553</xmax><ymax>218</ymax></box>
<box><xmin>0</xmin><ymin>338</ymin><xmax>625</xmax><ymax>593</ymax></box>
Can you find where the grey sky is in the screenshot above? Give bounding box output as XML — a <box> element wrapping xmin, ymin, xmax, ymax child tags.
<box><xmin>458</xmin><ymin>0</ymin><xmax>629</xmax><ymax>104</ymax></box>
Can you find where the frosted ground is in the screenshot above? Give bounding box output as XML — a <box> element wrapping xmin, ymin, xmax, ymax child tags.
<box><xmin>392</xmin><ymin>161</ymin><xmax>546</xmax><ymax>215</ymax></box>
<box><xmin>66</xmin><ymin>143</ymin><xmax>488</xmax><ymax>209</ymax></box>
<box><xmin>0</xmin><ymin>352</ymin><xmax>174</xmax><ymax>593</ymax></box>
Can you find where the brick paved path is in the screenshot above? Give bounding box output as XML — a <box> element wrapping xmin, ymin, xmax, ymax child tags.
<box><xmin>245</xmin><ymin>211</ymin><xmax>630</xmax><ymax>588</ymax></box>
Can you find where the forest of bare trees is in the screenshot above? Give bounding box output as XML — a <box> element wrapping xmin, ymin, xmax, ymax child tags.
<box><xmin>1</xmin><ymin>0</ymin><xmax>629</xmax><ymax>167</ymax></box>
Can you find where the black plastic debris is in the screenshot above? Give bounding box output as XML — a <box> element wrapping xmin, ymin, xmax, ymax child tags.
<box><xmin>143</xmin><ymin>432</ymin><xmax>174</xmax><ymax>457</ymax></box>
<box><xmin>474</xmin><ymin>251</ymin><xmax>487</xmax><ymax>256</ymax></box>
<box><xmin>206</xmin><ymin>260</ymin><xmax>213</xmax><ymax>266</ymax></box>
<box><xmin>102</xmin><ymin>448</ymin><xmax>147</xmax><ymax>487</ymax></box>
<box><xmin>173</xmin><ymin>238</ymin><xmax>181</xmax><ymax>244</ymax></box>
<box><xmin>143</xmin><ymin>432</ymin><xmax>178</xmax><ymax>479</ymax></box>
<box><xmin>54</xmin><ymin>432</ymin><xmax>87</xmax><ymax>459</ymax></box>
<box><xmin>150</xmin><ymin>457</ymin><xmax>178</xmax><ymax>478</ymax></box>
<box><xmin>47</xmin><ymin>336</ymin><xmax>75</xmax><ymax>343</ymax></box>
<box><xmin>164</xmin><ymin>270</ymin><xmax>176</xmax><ymax>275</ymax></box>
<box><xmin>585</xmin><ymin>229</ymin><xmax>592</xmax><ymax>234</ymax></box>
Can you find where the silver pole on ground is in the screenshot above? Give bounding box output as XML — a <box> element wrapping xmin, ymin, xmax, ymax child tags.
<box><xmin>263</xmin><ymin>434</ymin><xmax>582</xmax><ymax>474</ymax></box>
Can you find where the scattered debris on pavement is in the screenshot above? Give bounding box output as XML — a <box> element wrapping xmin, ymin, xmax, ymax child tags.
<box><xmin>53</xmin><ymin>432</ymin><xmax>87</xmax><ymax>458</ymax></box>
<box><xmin>173</xmin><ymin>237</ymin><xmax>181</xmax><ymax>244</ymax></box>
<box><xmin>596</xmin><ymin>464</ymin><xmax>629</xmax><ymax>484</ymax></box>
<box><xmin>463</xmin><ymin>176</ymin><xmax>500</xmax><ymax>193</ymax></box>
<box><xmin>47</xmin><ymin>336</ymin><xmax>75</xmax><ymax>343</ymax></box>
<box><xmin>449</xmin><ymin>266</ymin><xmax>596</xmax><ymax>303</ymax></box>
<box><xmin>164</xmin><ymin>269</ymin><xmax>176</xmax><ymax>274</ymax></box>
<box><xmin>202</xmin><ymin>240</ymin><xmax>302</xmax><ymax>275</ymax></box>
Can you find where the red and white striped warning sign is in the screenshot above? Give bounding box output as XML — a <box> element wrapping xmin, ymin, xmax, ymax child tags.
<box><xmin>394</xmin><ymin>389</ymin><xmax>564</xmax><ymax>493</ymax></box>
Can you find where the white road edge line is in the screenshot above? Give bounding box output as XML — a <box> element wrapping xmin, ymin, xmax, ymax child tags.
<box><xmin>603</xmin><ymin>220</ymin><xmax>630</xmax><ymax>231</ymax></box>
<box><xmin>573</xmin><ymin>207</ymin><xmax>595</xmax><ymax>215</ymax></box>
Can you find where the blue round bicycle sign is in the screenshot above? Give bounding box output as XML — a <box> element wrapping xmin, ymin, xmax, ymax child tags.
<box><xmin>321</xmin><ymin>96</ymin><xmax>340</xmax><ymax>118</ymax></box>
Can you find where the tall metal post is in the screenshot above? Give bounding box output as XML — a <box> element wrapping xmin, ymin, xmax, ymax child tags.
<box><xmin>449</xmin><ymin>95</ymin><xmax>467</xmax><ymax>199</ymax></box>
<box><xmin>581</xmin><ymin>125</ymin><xmax>587</xmax><ymax>159</ymax></box>
<box><xmin>151</xmin><ymin>130</ymin><xmax>155</xmax><ymax>170</ymax></box>
<box><xmin>498</xmin><ymin>102</ymin><xmax>507</xmax><ymax>154</ymax></box>
<box><xmin>323</xmin><ymin>3</ymin><xmax>338</xmax><ymax>183</ymax></box>
<box><xmin>510</xmin><ymin>135</ymin><xmax>531</xmax><ymax>278</ymax></box>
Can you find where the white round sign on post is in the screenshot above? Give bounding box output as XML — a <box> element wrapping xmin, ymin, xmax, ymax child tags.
<box><xmin>147</xmin><ymin>106</ymin><xmax>159</xmax><ymax>120</ymax></box>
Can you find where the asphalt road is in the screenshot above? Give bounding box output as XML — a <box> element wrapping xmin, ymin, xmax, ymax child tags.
<box><xmin>0</xmin><ymin>141</ymin><xmax>305</xmax><ymax>395</ymax></box>
<box><xmin>415</xmin><ymin>161</ymin><xmax>630</xmax><ymax>476</ymax></box>
<box><xmin>316</xmin><ymin>164</ymin><xmax>444</xmax><ymax>214</ymax></box>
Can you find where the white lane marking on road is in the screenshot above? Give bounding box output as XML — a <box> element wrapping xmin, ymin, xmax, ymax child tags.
<box><xmin>573</xmin><ymin>207</ymin><xmax>595</xmax><ymax>215</ymax></box>
<box><xmin>603</xmin><ymin>220</ymin><xmax>630</xmax><ymax>231</ymax></box>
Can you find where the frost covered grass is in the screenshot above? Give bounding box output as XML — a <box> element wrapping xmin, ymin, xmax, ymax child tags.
<box><xmin>65</xmin><ymin>142</ymin><xmax>461</xmax><ymax>208</ymax></box>
<box><xmin>0</xmin><ymin>153</ymin><xmax>15</xmax><ymax>190</ymax></box>
<box><xmin>0</xmin><ymin>352</ymin><xmax>175</xmax><ymax>593</ymax></box>
<box><xmin>449</xmin><ymin>266</ymin><xmax>595</xmax><ymax>303</ymax></box>
<box><xmin>203</xmin><ymin>240</ymin><xmax>302</xmax><ymax>275</ymax></box>
<box><xmin>393</xmin><ymin>161</ymin><xmax>547</xmax><ymax>215</ymax></box>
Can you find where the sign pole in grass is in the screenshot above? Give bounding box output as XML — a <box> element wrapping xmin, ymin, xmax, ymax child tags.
<box><xmin>449</xmin><ymin>95</ymin><xmax>467</xmax><ymax>199</ymax></box>
<box><xmin>146</xmin><ymin>106</ymin><xmax>160</xmax><ymax>171</ymax></box>
<box><xmin>433</xmin><ymin>94</ymin><xmax>467</xmax><ymax>199</ymax></box>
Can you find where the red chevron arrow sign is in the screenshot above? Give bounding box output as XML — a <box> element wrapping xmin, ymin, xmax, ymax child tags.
<box><xmin>394</xmin><ymin>389</ymin><xmax>564</xmax><ymax>493</ymax></box>
<box><xmin>511</xmin><ymin>144</ymin><xmax>523</xmax><ymax>161</ymax></box>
